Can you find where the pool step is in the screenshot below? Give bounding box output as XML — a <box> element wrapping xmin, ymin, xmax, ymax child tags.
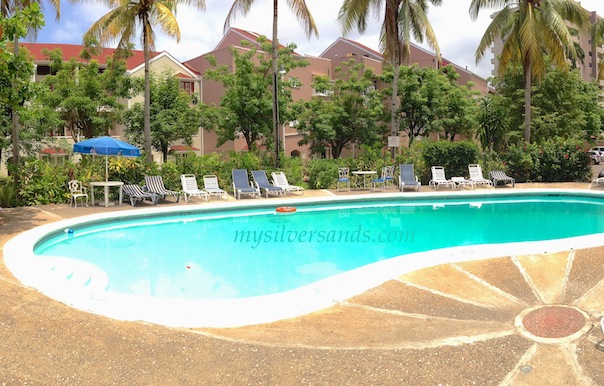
<box><xmin>45</xmin><ymin>256</ymin><xmax>109</xmax><ymax>292</ymax></box>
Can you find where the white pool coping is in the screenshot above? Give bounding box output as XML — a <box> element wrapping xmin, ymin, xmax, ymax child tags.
<box><xmin>4</xmin><ymin>188</ymin><xmax>604</xmax><ymax>328</ymax></box>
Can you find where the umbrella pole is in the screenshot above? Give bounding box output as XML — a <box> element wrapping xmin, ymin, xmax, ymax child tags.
<box><xmin>105</xmin><ymin>155</ymin><xmax>108</xmax><ymax>182</ymax></box>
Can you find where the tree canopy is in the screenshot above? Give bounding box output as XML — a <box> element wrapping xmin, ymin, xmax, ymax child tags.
<box><xmin>292</xmin><ymin>59</ymin><xmax>388</xmax><ymax>158</ymax></box>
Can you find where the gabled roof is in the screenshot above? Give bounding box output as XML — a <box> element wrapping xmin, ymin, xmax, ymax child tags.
<box><xmin>320</xmin><ymin>38</ymin><xmax>384</xmax><ymax>61</ymax></box>
<box><xmin>19</xmin><ymin>43</ymin><xmax>161</xmax><ymax>71</ymax></box>
<box><xmin>214</xmin><ymin>27</ymin><xmax>300</xmax><ymax>56</ymax></box>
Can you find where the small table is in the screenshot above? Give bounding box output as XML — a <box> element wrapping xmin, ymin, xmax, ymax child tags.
<box><xmin>352</xmin><ymin>170</ymin><xmax>377</xmax><ymax>190</ymax></box>
<box><xmin>90</xmin><ymin>181</ymin><xmax>124</xmax><ymax>207</ymax></box>
<box><xmin>451</xmin><ymin>177</ymin><xmax>474</xmax><ymax>190</ymax></box>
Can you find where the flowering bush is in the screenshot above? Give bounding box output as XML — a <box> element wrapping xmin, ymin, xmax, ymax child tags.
<box><xmin>502</xmin><ymin>138</ymin><xmax>591</xmax><ymax>182</ymax></box>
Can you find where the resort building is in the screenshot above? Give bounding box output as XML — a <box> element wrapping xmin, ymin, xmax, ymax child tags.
<box><xmin>1</xmin><ymin>29</ymin><xmax>490</xmax><ymax>175</ymax></box>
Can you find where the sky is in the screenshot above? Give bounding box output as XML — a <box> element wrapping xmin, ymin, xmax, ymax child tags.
<box><xmin>34</xmin><ymin>0</ymin><xmax>604</xmax><ymax>80</ymax></box>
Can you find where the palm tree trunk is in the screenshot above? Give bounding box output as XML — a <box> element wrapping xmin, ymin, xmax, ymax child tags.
<box><xmin>11</xmin><ymin>36</ymin><xmax>20</xmax><ymax>189</ymax></box>
<box><xmin>390</xmin><ymin>52</ymin><xmax>400</xmax><ymax>157</ymax></box>
<box><xmin>271</xmin><ymin>0</ymin><xmax>280</xmax><ymax>168</ymax></box>
<box><xmin>143</xmin><ymin>24</ymin><xmax>153</xmax><ymax>162</ymax></box>
<box><xmin>523</xmin><ymin>64</ymin><xmax>531</xmax><ymax>143</ymax></box>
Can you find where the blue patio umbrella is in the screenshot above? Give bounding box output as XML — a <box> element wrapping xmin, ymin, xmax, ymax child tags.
<box><xmin>73</xmin><ymin>136</ymin><xmax>141</xmax><ymax>181</ymax></box>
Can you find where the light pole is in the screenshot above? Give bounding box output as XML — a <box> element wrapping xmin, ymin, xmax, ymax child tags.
<box><xmin>273</xmin><ymin>64</ymin><xmax>287</xmax><ymax>168</ymax></box>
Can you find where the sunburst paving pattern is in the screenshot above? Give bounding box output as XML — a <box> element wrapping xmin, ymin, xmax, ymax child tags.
<box><xmin>202</xmin><ymin>247</ymin><xmax>604</xmax><ymax>384</ymax></box>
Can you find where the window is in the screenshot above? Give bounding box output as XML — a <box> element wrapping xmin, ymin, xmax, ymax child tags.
<box><xmin>36</xmin><ymin>65</ymin><xmax>51</xmax><ymax>76</ymax></box>
<box><xmin>289</xmin><ymin>76</ymin><xmax>301</xmax><ymax>88</ymax></box>
<box><xmin>312</xmin><ymin>89</ymin><xmax>334</xmax><ymax>97</ymax></box>
<box><xmin>182</xmin><ymin>81</ymin><xmax>195</xmax><ymax>94</ymax></box>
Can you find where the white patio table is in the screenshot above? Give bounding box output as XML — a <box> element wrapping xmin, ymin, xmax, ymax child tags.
<box><xmin>90</xmin><ymin>181</ymin><xmax>124</xmax><ymax>208</ymax></box>
<box><xmin>352</xmin><ymin>170</ymin><xmax>377</xmax><ymax>190</ymax></box>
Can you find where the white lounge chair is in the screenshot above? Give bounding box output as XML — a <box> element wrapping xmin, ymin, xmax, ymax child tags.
<box><xmin>202</xmin><ymin>175</ymin><xmax>229</xmax><ymax>200</ymax></box>
<box><xmin>180</xmin><ymin>174</ymin><xmax>209</xmax><ymax>202</ymax></box>
<box><xmin>429</xmin><ymin>166</ymin><xmax>456</xmax><ymax>190</ymax></box>
<box><xmin>68</xmin><ymin>180</ymin><xmax>88</xmax><ymax>208</ymax></box>
<box><xmin>232</xmin><ymin>169</ymin><xmax>260</xmax><ymax>200</ymax></box>
<box><xmin>398</xmin><ymin>164</ymin><xmax>421</xmax><ymax>192</ymax></box>
<box><xmin>252</xmin><ymin>170</ymin><xmax>286</xmax><ymax>198</ymax></box>
<box><xmin>271</xmin><ymin>172</ymin><xmax>304</xmax><ymax>195</ymax></box>
<box><xmin>489</xmin><ymin>170</ymin><xmax>515</xmax><ymax>187</ymax></box>
<box><xmin>591</xmin><ymin>169</ymin><xmax>604</xmax><ymax>188</ymax></box>
<box><xmin>144</xmin><ymin>175</ymin><xmax>181</xmax><ymax>202</ymax></box>
<box><xmin>468</xmin><ymin>164</ymin><xmax>493</xmax><ymax>188</ymax></box>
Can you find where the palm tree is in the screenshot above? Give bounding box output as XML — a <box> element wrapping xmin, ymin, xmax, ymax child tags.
<box><xmin>471</xmin><ymin>0</ymin><xmax>588</xmax><ymax>144</ymax></box>
<box><xmin>1</xmin><ymin>0</ymin><xmax>59</xmax><ymax>181</ymax></box>
<box><xmin>224</xmin><ymin>0</ymin><xmax>318</xmax><ymax>168</ymax></box>
<box><xmin>83</xmin><ymin>0</ymin><xmax>206</xmax><ymax>162</ymax></box>
<box><xmin>338</xmin><ymin>0</ymin><xmax>442</xmax><ymax>153</ymax></box>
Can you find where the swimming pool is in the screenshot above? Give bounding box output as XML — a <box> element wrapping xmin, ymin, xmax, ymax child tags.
<box><xmin>5</xmin><ymin>189</ymin><xmax>604</xmax><ymax>327</ymax></box>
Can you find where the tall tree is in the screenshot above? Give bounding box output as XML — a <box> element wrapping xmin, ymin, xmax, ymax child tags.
<box><xmin>338</xmin><ymin>0</ymin><xmax>442</xmax><ymax>152</ymax></box>
<box><xmin>1</xmin><ymin>0</ymin><xmax>57</xmax><ymax>184</ymax></box>
<box><xmin>293</xmin><ymin>60</ymin><xmax>387</xmax><ymax>158</ymax></box>
<box><xmin>123</xmin><ymin>72</ymin><xmax>199</xmax><ymax>162</ymax></box>
<box><xmin>202</xmin><ymin>39</ymin><xmax>307</xmax><ymax>152</ymax></box>
<box><xmin>224</xmin><ymin>0</ymin><xmax>318</xmax><ymax>167</ymax></box>
<box><xmin>0</xmin><ymin>3</ymin><xmax>44</xmax><ymax>177</ymax></box>
<box><xmin>83</xmin><ymin>0</ymin><xmax>206</xmax><ymax>162</ymax></box>
<box><xmin>471</xmin><ymin>0</ymin><xmax>588</xmax><ymax>143</ymax></box>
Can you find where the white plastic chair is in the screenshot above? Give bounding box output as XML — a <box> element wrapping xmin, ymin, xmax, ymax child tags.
<box><xmin>68</xmin><ymin>180</ymin><xmax>88</xmax><ymax>208</ymax></box>
<box><xmin>272</xmin><ymin>172</ymin><xmax>304</xmax><ymax>195</ymax></box>
<box><xmin>468</xmin><ymin>164</ymin><xmax>493</xmax><ymax>187</ymax></box>
<box><xmin>337</xmin><ymin>167</ymin><xmax>351</xmax><ymax>192</ymax></box>
<box><xmin>202</xmin><ymin>175</ymin><xmax>229</xmax><ymax>200</ymax></box>
<box><xmin>429</xmin><ymin>166</ymin><xmax>456</xmax><ymax>190</ymax></box>
<box><xmin>180</xmin><ymin>174</ymin><xmax>209</xmax><ymax>202</ymax></box>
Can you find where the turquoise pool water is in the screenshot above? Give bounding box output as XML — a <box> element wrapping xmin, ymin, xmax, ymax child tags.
<box><xmin>33</xmin><ymin>193</ymin><xmax>604</xmax><ymax>300</ymax></box>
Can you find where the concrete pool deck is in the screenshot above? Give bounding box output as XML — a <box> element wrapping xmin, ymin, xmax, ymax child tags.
<box><xmin>2</xmin><ymin>179</ymin><xmax>604</xmax><ymax>384</ymax></box>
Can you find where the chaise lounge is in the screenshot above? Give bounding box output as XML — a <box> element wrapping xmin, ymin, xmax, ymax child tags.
<box><xmin>252</xmin><ymin>170</ymin><xmax>286</xmax><ymax>198</ymax></box>
<box><xmin>489</xmin><ymin>170</ymin><xmax>515</xmax><ymax>187</ymax></box>
<box><xmin>398</xmin><ymin>164</ymin><xmax>421</xmax><ymax>192</ymax></box>
<box><xmin>232</xmin><ymin>169</ymin><xmax>261</xmax><ymax>200</ymax></box>
<box><xmin>122</xmin><ymin>184</ymin><xmax>158</xmax><ymax>206</ymax></box>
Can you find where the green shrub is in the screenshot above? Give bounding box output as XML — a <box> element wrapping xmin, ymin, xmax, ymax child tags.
<box><xmin>18</xmin><ymin>159</ymin><xmax>70</xmax><ymax>206</ymax></box>
<box><xmin>0</xmin><ymin>177</ymin><xmax>17</xmax><ymax>208</ymax></box>
<box><xmin>306</xmin><ymin>159</ymin><xmax>339</xmax><ymax>189</ymax></box>
<box><xmin>421</xmin><ymin>141</ymin><xmax>479</xmax><ymax>183</ymax></box>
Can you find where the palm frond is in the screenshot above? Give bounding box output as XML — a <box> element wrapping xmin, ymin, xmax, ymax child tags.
<box><xmin>223</xmin><ymin>0</ymin><xmax>254</xmax><ymax>33</ymax></box>
<box><xmin>287</xmin><ymin>0</ymin><xmax>319</xmax><ymax>38</ymax></box>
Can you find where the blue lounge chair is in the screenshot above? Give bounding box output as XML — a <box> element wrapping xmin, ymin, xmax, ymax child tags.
<box><xmin>398</xmin><ymin>164</ymin><xmax>421</xmax><ymax>192</ymax></box>
<box><xmin>144</xmin><ymin>175</ymin><xmax>181</xmax><ymax>202</ymax></box>
<box><xmin>232</xmin><ymin>169</ymin><xmax>261</xmax><ymax>200</ymax></box>
<box><xmin>252</xmin><ymin>170</ymin><xmax>286</xmax><ymax>198</ymax></box>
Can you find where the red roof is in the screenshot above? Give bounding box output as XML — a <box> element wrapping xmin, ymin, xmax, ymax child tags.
<box><xmin>41</xmin><ymin>148</ymin><xmax>68</xmax><ymax>155</ymax></box>
<box><xmin>19</xmin><ymin>43</ymin><xmax>162</xmax><ymax>71</ymax></box>
<box><xmin>170</xmin><ymin>145</ymin><xmax>199</xmax><ymax>152</ymax></box>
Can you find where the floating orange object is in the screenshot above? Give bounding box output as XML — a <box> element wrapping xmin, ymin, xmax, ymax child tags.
<box><xmin>276</xmin><ymin>206</ymin><xmax>297</xmax><ymax>213</ymax></box>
